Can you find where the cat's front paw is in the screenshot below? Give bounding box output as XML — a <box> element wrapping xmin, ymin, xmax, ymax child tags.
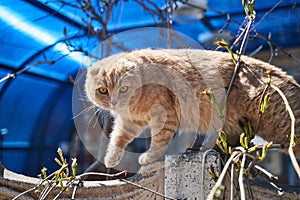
<box><xmin>138</xmin><ymin>151</ymin><xmax>163</xmax><ymax>165</ymax></box>
<box><xmin>104</xmin><ymin>145</ymin><xmax>124</xmax><ymax>168</ymax></box>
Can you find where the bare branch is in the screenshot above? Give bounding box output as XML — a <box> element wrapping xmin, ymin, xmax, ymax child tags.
<box><xmin>254</xmin><ymin>165</ymin><xmax>278</xmax><ymax>181</ymax></box>
<box><xmin>207</xmin><ymin>151</ymin><xmax>241</xmax><ymax>200</ymax></box>
<box><xmin>119</xmin><ymin>178</ymin><xmax>176</xmax><ymax>200</ymax></box>
<box><xmin>225</xmin><ymin>18</ymin><xmax>253</xmax><ymax>103</ymax></box>
<box><xmin>252</xmin><ymin>0</ymin><xmax>285</xmax><ymax>31</ymax></box>
<box><xmin>0</xmin><ymin>53</ymin><xmax>67</xmax><ymax>83</ymax></box>
<box><xmin>236</xmin><ymin>147</ymin><xmax>246</xmax><ymax>200</ymax></box>
<box><xmin>255</xmin><ymin>33</ymin><xmax>300</xmax><ymax>65</ymax></box>
<box><xmin>230</xmin><ymin>163</ymin><xmax>235</xmax><ymax>200</ymax></box>
<box><xmin>270</xmin><ymin>84</ymin><xmax>300</xmax><ymax>178</ymax></box>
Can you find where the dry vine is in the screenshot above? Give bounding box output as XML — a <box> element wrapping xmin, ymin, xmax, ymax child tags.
<box><xmin>207</xmin><ymin>1</ymin><xmax>300</xmax><ymax>199</ymax></box>
<box><xmin>12</xmin><ymin>148</ymin><xmax>176</xmax><ymax>200</ymax></box>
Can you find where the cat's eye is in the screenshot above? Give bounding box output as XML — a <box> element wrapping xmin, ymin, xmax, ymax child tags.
<box><xmin>97</xmin><ymin>87</ymin><xmax>108</xmax><ymax>95</ymax></box>
<box><xmin>119</xmin><ymin>86</ymin><xmax>128</xmax><ymax>93</ymax></box>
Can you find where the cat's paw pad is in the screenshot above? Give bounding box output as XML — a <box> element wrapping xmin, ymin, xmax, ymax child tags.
<box><xmin>104</xmin><ymin>146</ymin><xmax>124</xmax><ymax>168</ymax></box>
<box><xmin>138</xmin><ymin>152</ymin><xmax>161</xmax><ymax>165</ymax></box>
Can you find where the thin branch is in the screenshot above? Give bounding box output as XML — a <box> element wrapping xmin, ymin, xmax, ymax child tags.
<box><xmin>266</xmin><ymin>32</ymin><xmax>276</xmax><ymax>63</ymax></box>
<box><xmin>254</xmin><ymin>165</ymin><xmax>278</xmax><ymax>181</ymax></box>
<box><xmin>71</xmin><ymin>180</ymin><xmax>81</xmax><ymax>200</ymax></box>
<box><xmin>255</xmin><ymin>33</ymin><xmax>300</xmax><ymax>65</ymax></box>
<box><xmin>0</xmin><ymin>43</ymin><xmax>99</xmax><ymax>84</ymax></box>
<box><xmin>76</xmin><ymin>171</ymin><xmax>127</xmax><ymax>179</ymax></box>
<box><xmin>238</xmin><ymin>148</ymin><xmax>246</xmax><ymax>200</ymax></box>
<box><xmin>225</xmin><ymin>19</ymin><xmax>253</xmax><ymax>103</ymax></box>
<box><xmin>248</xmin><ymin>45</ymin><xmax>263</xmax><ymax>57</ymax></box>
<box><xmin>270</xmin><ymin>182</ymin><xmax>284</xmax><ymax>195</ymax></box>
<box><xmin>270</xmin><ymin>84</ymin><xmax>300</xmax><ymax>178</ymax></box>
<box><xmin>201</xmin><ymin>149</ymin><xmax>218</xmax><ymax>200</ymax></box>
<box><xmin>12</xmin><ymin>187</ymin><xmax>37</xmax><ymax>200</ymax></box>
<box><xmin>39</xmin><ymin>183</ymin><xmax>56</xmax><ymax>200</ymax></box>
<box><xmin>80</xmin><ymin>170</ymin><xmax>175</xmax><ymax>200</ymax></box>
<box><xmin>231</xmin><ymin>22</ymin><xmax>249</xmax><ymax>48</ymax></box>
<box><xmin>52</xmin><ymin>182</ymin><xmax>72</xmax><ymax>200</ymax></box>
<box><xmin>207</xmin><ymin>151</ymin><xmax>241</xmax><ymax>200</ymax></box>
<box><xmin>132</xmin><ymin>0</ymin><xmax>165</xmax><ymax>26</ymax></box>
<box><xmin>77</xmin><ymin>170</ymin><xmax>176</xmax><ymax>200</ymax></box>
<box><xmin>12</xmin><ymin>166</ymin><xmax>61</xmax><ymax>200</ymax></box>
<box><xmin>0</xmin><ymin>54</ymin><xmax>67</xmax><ymax>83</ymax></box>
<box><xmin>251</xmin><ymin>0</ymin><xmax>285</xmax><ymax>30</ymax></box>
<box><xmin>255</xmin><ymin>83</ymin><xmax>270</xmax><ymax>132</ymax></box>
<box><xmin>230</xmin><ymin>163</ymin><xmax>235</xmax><ymax>200</ymax></box>
<box><xmin>218</xmin><ymin>13</ymin><xmax>233</xmax><ymax>33</ymax></box>
<box><xmin>178</xmin><ymin>0</ymin><xmax>241</xmax><ymax>27</ymax></box>
<box><xmin>119</xmin><ymin>178</ymin><xmax>176</xmax><ymax>200</ymax></box>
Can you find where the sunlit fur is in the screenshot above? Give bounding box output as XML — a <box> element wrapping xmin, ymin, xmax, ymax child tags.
<box><xmin>85</xmin><ymin>49</ymin><xmax>300</xmax><ymax>168</ymax></box>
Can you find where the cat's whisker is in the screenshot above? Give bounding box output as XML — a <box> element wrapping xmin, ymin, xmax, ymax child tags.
<box><xmin>92</xmin><ymin>108</ymin><xmax>102</xmax><ymax>128</ymax></box>
<box><xmin>78</xmin><ymin>97</ymin><xmax>92</xmax><ymax>103</ymax></box>
<box><xmin>86</xmin><ymin>107</ymin><xmax>101</xmax><ymax>129</ymax></box>
<box><xmin>72</xmin><ymin>105</ymin><xmax>97</xmax><ymax>119</ymax></box>
<box><xmin>93</xmin><ymin>110</ymin><xmax>100</xmax><ymax>128</ymax></box>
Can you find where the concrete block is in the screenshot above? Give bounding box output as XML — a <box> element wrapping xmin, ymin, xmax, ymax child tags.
<box><xmin>165</xmin><ymin>151</ymin><xmax>221</xmax><ymax>200</ymax></box>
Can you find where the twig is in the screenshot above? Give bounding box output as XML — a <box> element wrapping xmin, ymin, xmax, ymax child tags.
<box><xmin>71</xmin><ymin>180</ymin><xmax>80</xmax><ymax>200</ymax></box>
<box><xmin>230</xmin><ymin>162</ymin><xmax>235</xmax><ymax>200</ymax></box>
<box><xmin>248</xmin><ymin>45</ymin><xmax>263</xmax><ymax>57</ymax></box>
<box><xmin>232</xmin><ymin>22</ymin><xmax>249</xmax><ymax>48</ymax></box>
<box><xmin>255</xmin><ymin>83</ymin><xmax>270</xmax><ymax>132</ymax></box>
<box><xmin>0</xmin><ymin>53</ymin><xmax>67</xmax><ymax>84</ymax></box>
<box><xmin>218</xmin><ymin>13</ymin><xmax>232</xmax><ymax>33</ymax></box>
<box><xmin>12</xmin><ymin>187</ymin><xmax>37</xmax><ymax>200</ymax></box>
<box><xmin>251</xmin><ymin>0</ymin><xmax>285</xmax><ymax>30</ymax></box>
<box><xmin>225</xmin><ymin>19</ymin><xmax>253</xmax><ymax>103</ymax></box>
<box><xmin>266</xmin><ymin>32</ymin><xmax>275</xmax><ymax>63</ymax></box>
<box><xmin>270</xmin><ymin>182</ymin><xmax>283</xmax><ymax>195</ymax></box>
<box><xmin>78</xmin><ymin>170</ymin><xmax>175</xmax><ymax>200</ymax></box>
<box><xmin>207</xmin><ymin>151</ymin><xmax>240</xmax><ymax>200</ymax></box>
<box><xmin>254</xmin><ymin>165</ymin><xmax>278</xmax><ymax>181</ymax></box>
<box><xmin>178</xmin><ymin>0</ymin><xmax>241</xmax><ymax>27</ymax></box>
<box><xmin>255</xmin><ymin>33</ymin><xmax>300</xmax><ymax>65</ymax></box>
<box><xmin>76</xmin><ymin>170</ymin><xmax>127</xmax><ymax>179</ymax></box>
<box><xmin>119</xmin><ymin>178</ymin><xmax>177</xmax><ymax>200</ymax></box>
<box><xmin>270</xmin><ymin>84</ymin><xmax>300</xmax><ymax>178</ymax></box>
<box><xmin>12</xmin><ymin>168</ymin><xmax>60</xmax><ymax>200</ymax></box>
<box><xmin>39</xmin><ymin>183</ymin><xmax>56</xmax><ymax>200</ymax></box>
<box><xmin>52</xmin><ymin>181</ymin><xmax>72</xmax><ymax>200</ymax></box>
<box><xmin>237</xmin><ymin>148</ymin><xmax>247</xmax><ymax>200</ymax></box>
<box><xmin>201</xmin><ymin>149</ymin><xmax>218</xmax><ymax>200</ymax></box>
<box><xmin>132</xmin><ymin>0</ymin><xmax>165</xmax><ymax>26</ymax></box>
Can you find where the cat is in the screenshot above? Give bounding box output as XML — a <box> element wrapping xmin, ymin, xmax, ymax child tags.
<box><xmin>85</xmin><ymin>49</ymin><xmax>300</xmax><ymax>168</ymax></box>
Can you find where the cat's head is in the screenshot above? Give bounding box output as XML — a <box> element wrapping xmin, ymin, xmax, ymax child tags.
<box><xmin>85</xmin><ymin>54</ymin><xmax>142</xmax><ymax>111</ymax></box>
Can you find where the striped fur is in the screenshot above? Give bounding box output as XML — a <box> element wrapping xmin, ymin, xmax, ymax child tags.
<box><xmin>85</xmin><ymin>49</ymin><xmax>300</xmax><ymax>168</ymax></box>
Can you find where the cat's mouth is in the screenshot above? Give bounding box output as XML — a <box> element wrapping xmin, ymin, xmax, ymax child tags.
<box><xmin>109</xmin><ymin>103</ymin><xmax>118</xmax><ymax>109</ymax></box>
<box><xmin>97</xmin><ymin>99</ymin><xmax>131</xmax><ymax>111</ymax></box>
<box><xmin>109</xmin><ymin>102</ymin><xmax>128</xmax><ymax>111</ymax></box>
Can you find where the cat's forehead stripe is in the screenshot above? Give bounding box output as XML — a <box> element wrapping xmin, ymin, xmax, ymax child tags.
<box><xmin>100</xmin><ymin>68</ymin><xmax>124</xmax><ymax>88</ymax></box>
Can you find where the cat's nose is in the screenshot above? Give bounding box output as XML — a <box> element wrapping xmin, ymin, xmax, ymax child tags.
<box><xmin>110</xmin><ymin>99</ymin><xmax>118</xmax><ymax>106</ymax></box>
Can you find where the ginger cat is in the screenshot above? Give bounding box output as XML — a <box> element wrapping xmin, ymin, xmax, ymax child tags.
<box><xmin>85</xmin><ymin>49</ymin><xmax>300</xmax><ymax>168</ymax></box>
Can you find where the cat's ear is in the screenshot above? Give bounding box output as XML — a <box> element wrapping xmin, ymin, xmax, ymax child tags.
<box><xmin>87</xmin><ymin>66</ymin><xmax>100</xmax><ymax>77</ymax></box>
